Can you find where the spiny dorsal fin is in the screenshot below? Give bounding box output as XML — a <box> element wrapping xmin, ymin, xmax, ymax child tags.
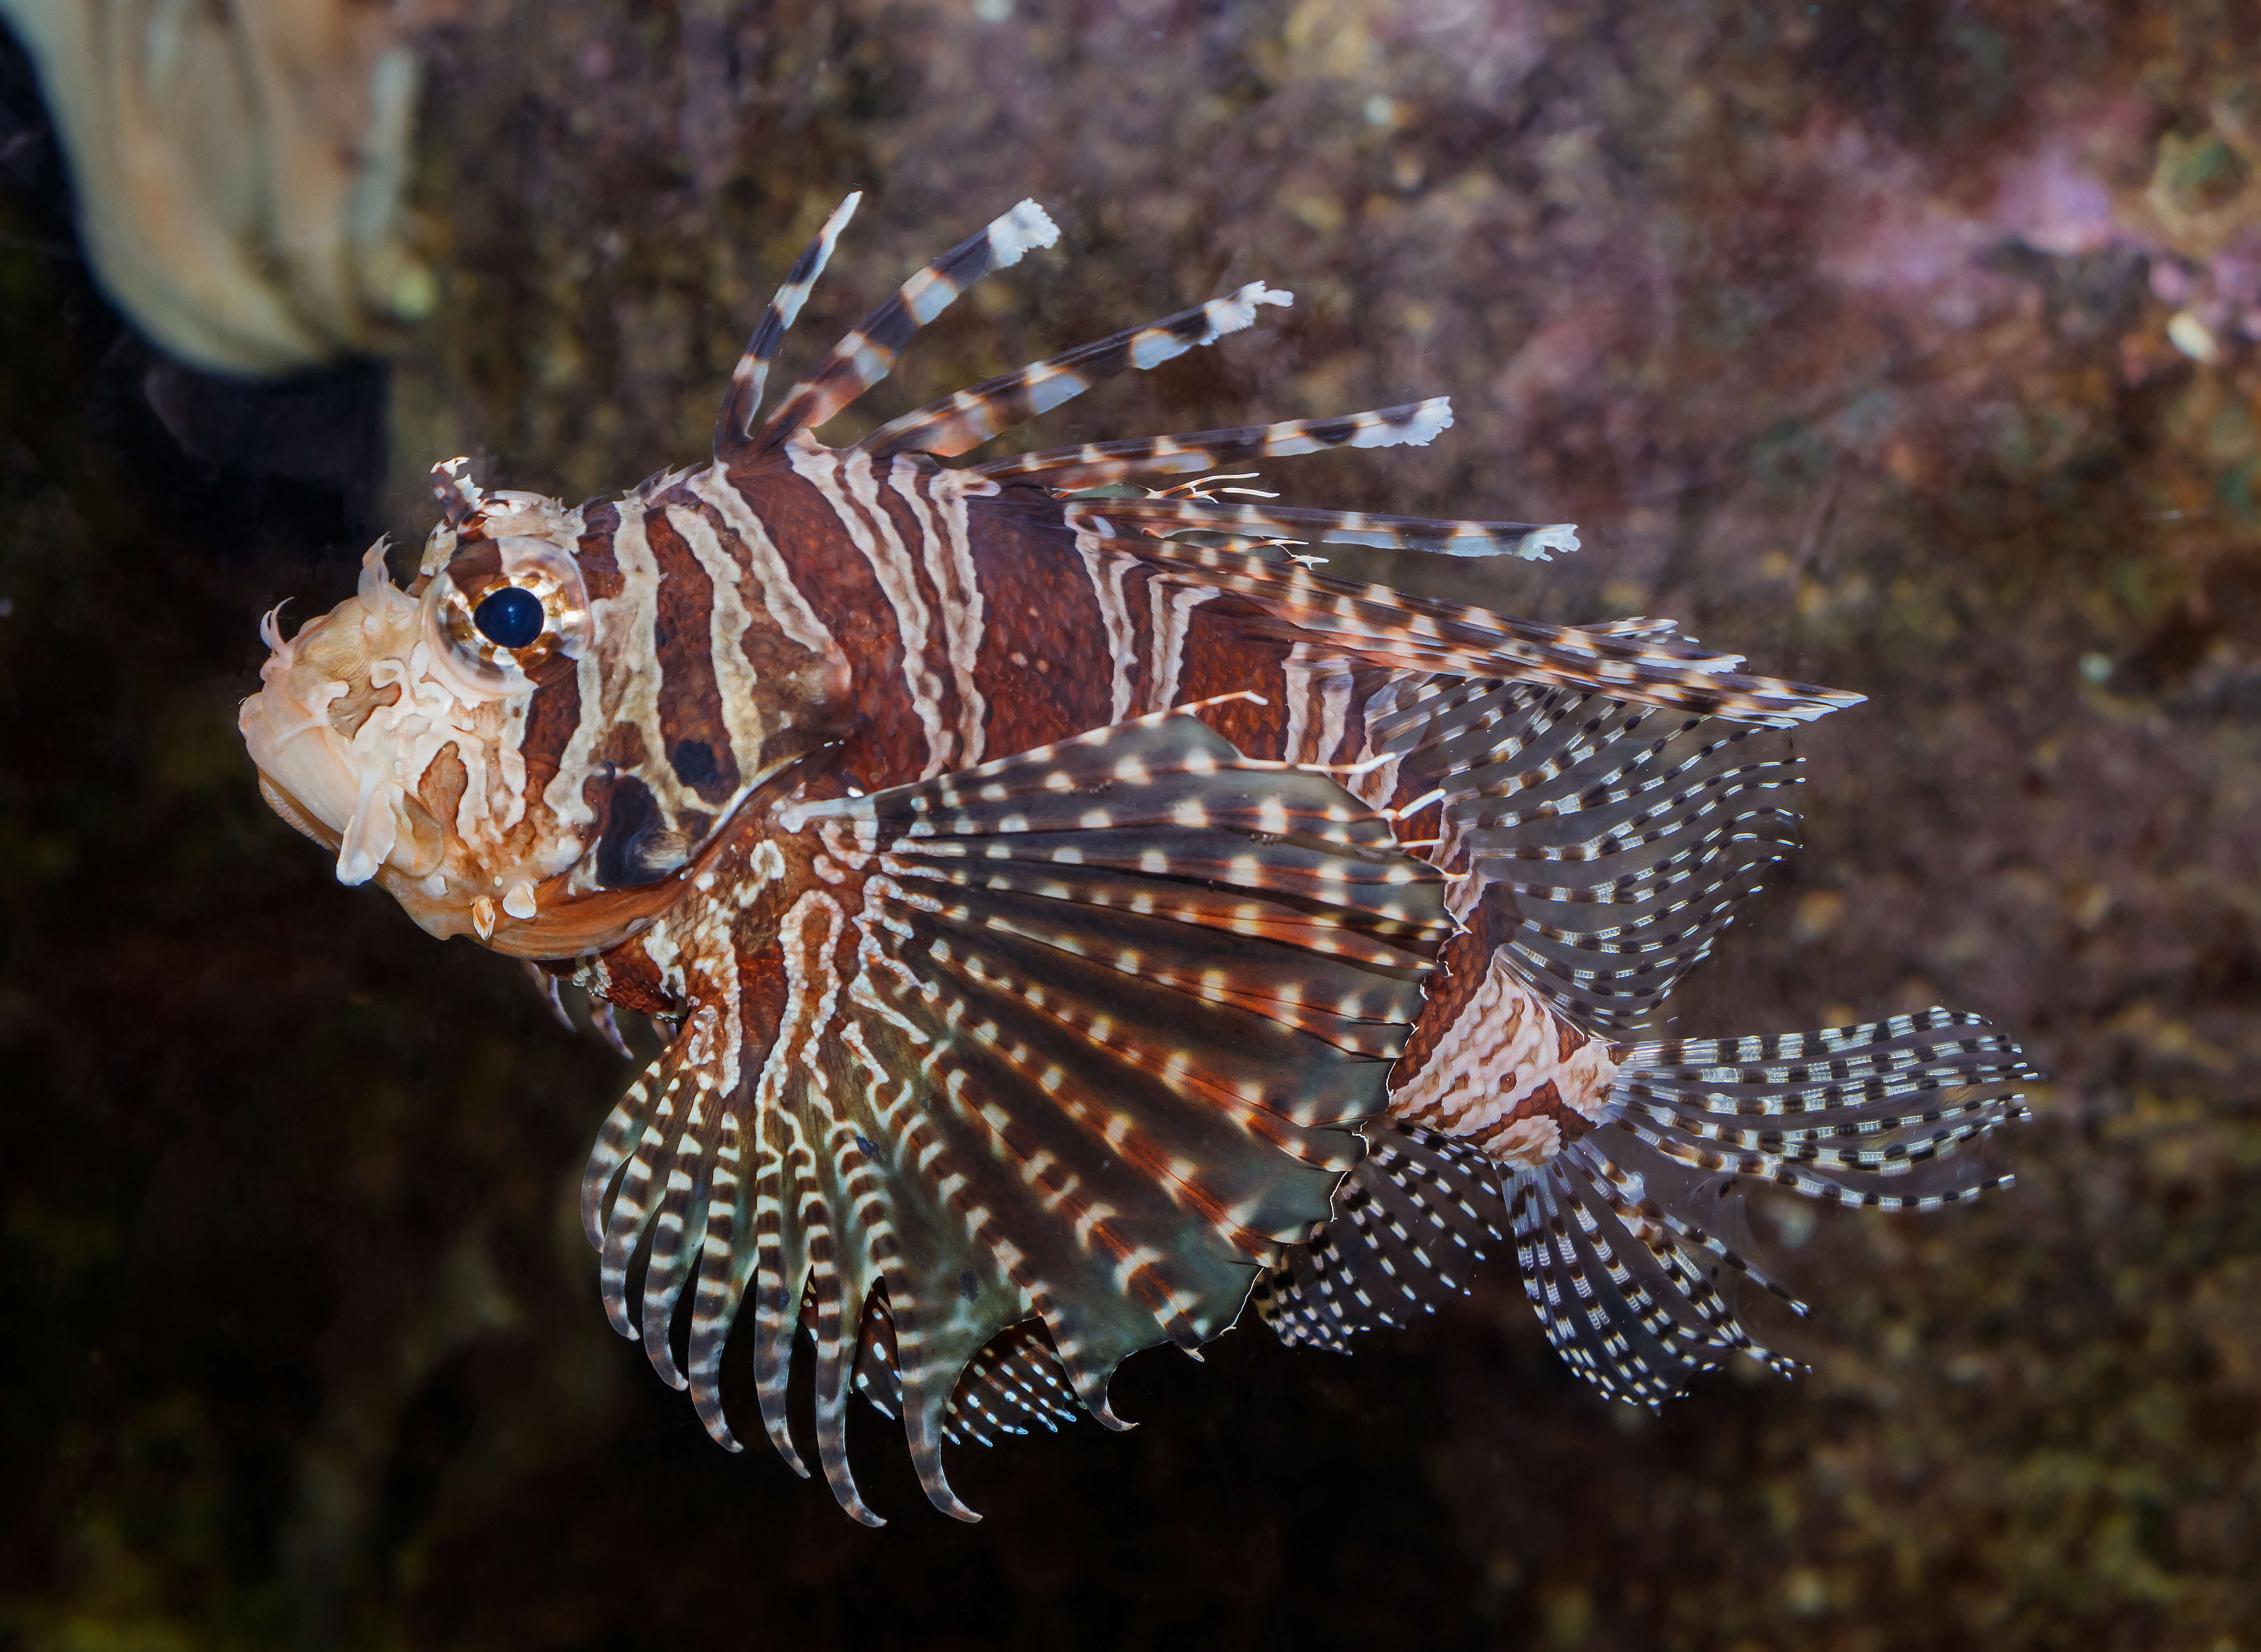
<box><xmin>750</xmin><ymin>199</ymin><xmax>1060</xmax><ymax>453</ymax></box>
<box><xmin>713</xmin><ymin>193</ymin><xmax>861</xmax><ymax>458</ymax></box>
<box><xmin>963</xmin><ymin>398</ymin><xmax>1453</xmax><ymax>491</ymax></box>
<box><xmin>856</xmin><ymin>282</ymin><xmax>1293</xmax><ymax>460</ymax></box>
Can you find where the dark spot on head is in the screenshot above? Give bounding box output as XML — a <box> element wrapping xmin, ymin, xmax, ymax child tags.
<box><xmin>594</xmin><ymin>775</ymin><xmax>669</xmax><ymax>889</ymax></box>
<box><xmin>958</xmin><ymin>1270</ymin><xmax>979</xmax><ymax>1303</ymax></box>
<box><xmin>669</xmin><ymin>738</ymin><xmax>719</xmax><ymax>789</ymax></box>
<box><xmin>854</xmin><ymin>1133</ymin><xmax>880</xmax><ymax>1158</ymax></box>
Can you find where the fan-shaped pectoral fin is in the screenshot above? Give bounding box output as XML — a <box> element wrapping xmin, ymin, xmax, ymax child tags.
<box><xmin>590</xmin><ymin>710</ymin><xmax>1449</xmax><ymax>1519</ymax></box>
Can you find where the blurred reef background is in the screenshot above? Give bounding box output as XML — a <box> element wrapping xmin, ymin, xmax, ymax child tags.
<box><xmin>3</xmin><ymin>2</ymin><xmax>2259</xmax><ymax>1648</ymax></box>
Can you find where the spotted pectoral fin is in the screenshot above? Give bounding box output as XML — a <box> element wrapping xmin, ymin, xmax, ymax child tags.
<box><xmin>846</xmin><ymin>1294</ymin><xmax>1080</xmax><ymax>1448</ymax></box>
<box><xmin>585</xmin><ymin>710</ymin><xmax>1449</xmax><ymax>1522</ymax></box>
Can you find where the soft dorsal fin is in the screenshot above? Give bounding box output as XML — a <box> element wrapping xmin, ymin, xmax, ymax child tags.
<box><xmin>748</xmin><ymin>199</ymin><xmax>1060</xmax><ymax>454</ymax></box>
<box><xmin>1028</xmin><ymin>531</ymin><xmax>1862</xmax><ymax>726</ymax></box>
<box><xmin>712</xmin><ymin>192</ymin><xmax>861</xmax><ymax>459</ymax></box>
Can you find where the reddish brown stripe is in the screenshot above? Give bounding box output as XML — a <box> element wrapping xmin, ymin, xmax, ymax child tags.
<box><xmin>673</xmin><ymin>494</ymin><xmax>857</xmax><ymax>775</ymax></box>
<box><xmin>642</xmin><ymin>508</ymin><xmax>742</xmax><ymax>806</ymax></box>
<box><xmin>417</xmin><ymin>744</ymin><xmax>469</xmax><ymax>830</ymax></box>
<box><xmin>866</xmin><ymin>466</ymin><xmax>970</xmax><ymax>758</ymax></box>
<box><xmin>575</xmin><ymin>499</ymin><xmax>625</xmax><ymax>600</ymax></box>
<box><xmin>957</xmin><ymin>508</ymin><xmax>1120</xmax><ymax>758</ymax></box>
<box><xmin>740</xmin><ymin>468</ymin><xmax>933</xmax><ymax>792</ymax></box>
<box><xmin>1390</xmin><ymin>904</ymin><xmax>1505</xmax><ymax>1090</ymax></box>
<box><xmin>1174</xmin><ymin>596</ymin><xmax>1291</xmax><ymax>759</ymax></box>
<box><xmin>519</xmin><ymin>657</ymin><xmax>582</xmax><ymax>796</ymax></box>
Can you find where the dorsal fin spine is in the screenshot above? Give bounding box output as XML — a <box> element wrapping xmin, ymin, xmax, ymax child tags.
<box><xmin>712</xmin><ymin>192</ymin><xmax>862</xmax><ymax>460</ymax></box>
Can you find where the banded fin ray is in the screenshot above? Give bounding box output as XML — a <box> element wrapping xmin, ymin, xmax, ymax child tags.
<box><xmin>1381</xmin><ymin>685</ymin><xmax>1804</xmax><ymax>1029</ymax></box>
<box><xmin>1041</xmin><ymin>529</ymin><xmax>1860</xmax><ymax>727</ymax></box>
<box><xmin>1608</xmin><ymin>1012</ymin><xmax>2037</xmax><ymax>1199</ymax></box>
<box><xmin>1251</xmin><ymin>1121</ymin><xmax>1510</xmax><ymax>1350</ymax></box>
<box><xmin>713</xmin><ymin>193</ymin><xmax>862</xmax><ymax>457</ymax></box>
<box><xmin>942</xmin><ymin>1322</ymin><xmax>1084</xmax><ymax>1447</ymax></box>
<box><xmin>964</xmin><ymin>399</ymin><xmax>1457</xmax><ymax>491</ymax></box>
<box><xmin>1069</xmin><ymin>495</ymin><xmax>1580</xmax><ymax>562</ymax></box>
<box><xmin>846</xmin><ymin>1291</ymin><xmax>1081</xmax><ymax>1449</ymax></box>
<box><xmin>753</xmin><ymin>199</ymin><xmax>1062</xmax><ymax>453</ymax></box>
<box><xmin>857</xmin><ymin>282</ymin><xmax>1294</xmax><ymax>460</ymax></box>
<box><xmin>583</xmin><ymin>712</ymin><xmax>1445</xmax><ymax>1522</ymax></box>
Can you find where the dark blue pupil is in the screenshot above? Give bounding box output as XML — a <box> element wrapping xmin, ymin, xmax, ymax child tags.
<box><xmin>472</xmin><ymin>586</ymin><xmax>545</xmax><ymax>648</ymax></box>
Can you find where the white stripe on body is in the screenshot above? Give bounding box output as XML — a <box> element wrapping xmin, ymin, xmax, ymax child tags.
<box><xmin>892</xmin><ymin>459</ymin><xmax>989</xmax><ymax>769</ymax></box>
<box><xmin>549</xmin><ymin>501</ymin><xmax>663</xmax><ymax>864</ymax></box>
<box><xmin>666</xmin><ymin>503</ymin><xmax>784</xmax><ymax>781</ymax></box>
<box><xmin>1072</xmin><ymin>532</ymin><xmax>1141</xmax><ymax>724</ymax></box>
<box><xmin>788</xmin><ymin>443</ymin><xmax>952</xmax><ymax>777</ymax></box>
<box><xmin>1280</xmin><ymin>645</ymin><xmax>1319</xmax><ymax>764</ymax></box>
<box><xmin>686</xmin><ymin>467</ymin><xmax>838</xmax><ymax>661</ymax></box>
<box><xmin>1143</xmin><ymin>583</ymin><xmax>1219</xmax><ymax>715</ymax></box>
<box><xmin>1387</xmin><ymin>948</ymin><xmax>1618</xmax><ymax>1168</ymax></box>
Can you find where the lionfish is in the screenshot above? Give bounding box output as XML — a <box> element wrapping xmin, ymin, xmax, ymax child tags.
<box><xmin>239</xmin><ymin>196</ymin><xmax>2035</xmax><ymax>1524</ymax></box>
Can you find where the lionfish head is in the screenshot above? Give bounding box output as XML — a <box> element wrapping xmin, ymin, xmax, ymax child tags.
<box><xmin>239</xmin><ymin>460</ymin><xmax>846</xmax><ymax>957</ymax></box>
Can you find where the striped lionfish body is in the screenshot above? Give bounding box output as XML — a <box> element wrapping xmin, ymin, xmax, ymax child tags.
<box><xmin>240</xmin><ymin>196</ymin><xmax>2035</xmax><ymax>1523</ymax></box>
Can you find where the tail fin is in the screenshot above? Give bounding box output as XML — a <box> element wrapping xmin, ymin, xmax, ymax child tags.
<box><xmin>1256</xmin><ymin>1009</ymin><xmax>2036</xmax><ymax>1405</ymax></box>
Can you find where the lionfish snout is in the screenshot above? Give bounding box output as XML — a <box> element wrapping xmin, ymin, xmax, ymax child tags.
<box><xmin>241</xmin><ymin>535</ymin><xmax>440</xmax><ymax>886</ymax></box>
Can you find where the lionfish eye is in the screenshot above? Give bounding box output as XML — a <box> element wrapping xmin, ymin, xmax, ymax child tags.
<box><xmin>473</xmin><ymin>586</ymin><xmax>545</xmax><ymax>648</ymax></box>
<box><xmin>419</xmin><ymin>532</ymin><xmax>594</xmax><ymax>700</ymax></box>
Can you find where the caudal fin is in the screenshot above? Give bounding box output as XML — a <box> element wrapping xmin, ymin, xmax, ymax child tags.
<box><xmin>1256</xmin><ymin>1008</ymin><xmax>2037</xmax><ymax>1405</ymax></box>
